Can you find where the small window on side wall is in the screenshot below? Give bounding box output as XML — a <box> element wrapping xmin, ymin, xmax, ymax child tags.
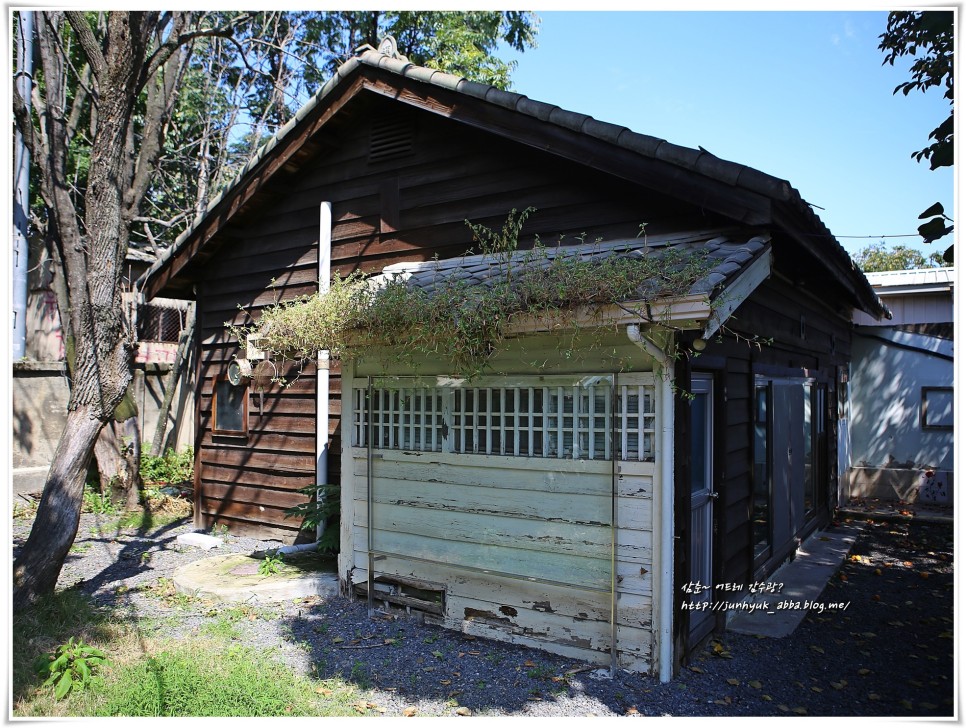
<box><xmin>213</xmin><ymin>375</ymin><xmax>248</xmax><ymax>436</ymax></box>
<box><xmin>921</xmin><ymin>387</ymin><xmax>954</xmax><ymax>431</ymax></box>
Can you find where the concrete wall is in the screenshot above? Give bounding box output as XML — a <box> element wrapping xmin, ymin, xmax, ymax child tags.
<box><xmin>848</xmin><ymin>327</ymin><xmax>953</xmax><ymax>503</ymax></box>
<box><xmin>12</xmin><ymin>357</ymin><xmax>195</xmax><ymax>497</ymax></box>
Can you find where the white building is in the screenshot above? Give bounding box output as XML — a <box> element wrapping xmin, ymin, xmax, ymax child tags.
<box><xmin>847</xmin><ymin>268</ymin><xmax>954</xmax><ymax>504</ymax></box>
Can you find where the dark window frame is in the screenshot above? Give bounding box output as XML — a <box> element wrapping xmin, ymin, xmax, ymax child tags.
<box><xmin>212</xmin><ymin>374</ymin><xmax>249</xmax><ymax>437</ymax></box>
<box><xmin>921</xmin><ymin>386</ymin><xmax>954</xmax><ymax>431</ymax></box>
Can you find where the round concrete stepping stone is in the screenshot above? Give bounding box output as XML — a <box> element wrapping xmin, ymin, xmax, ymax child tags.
<box><xmin>173</xmin><ymin>552</ymin><xmax>339</xmax><ymax>603</ymax></box>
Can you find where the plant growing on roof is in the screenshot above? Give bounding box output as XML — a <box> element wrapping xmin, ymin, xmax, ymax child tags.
<box><xmin>231</xmin><ymin>209</ymin><xmax>720</xmax><ymax>378</ymax></box>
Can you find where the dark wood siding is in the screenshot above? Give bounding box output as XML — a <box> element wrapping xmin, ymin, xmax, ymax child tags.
<box><xmin>701</xmin><ymin>272</ymin><xmax>851</xmax><ymax>589</ymax></box>
<box><xmin>193</xmin><ymin>93</ymin><xmax>734</xmax><ymax>539</ymax></box>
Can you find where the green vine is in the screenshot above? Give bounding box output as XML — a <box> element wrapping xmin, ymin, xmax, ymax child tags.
<box><xmin>233</xmin><ymin>209</ymin><xmax>723</xmax><ymax>378</ymax></box>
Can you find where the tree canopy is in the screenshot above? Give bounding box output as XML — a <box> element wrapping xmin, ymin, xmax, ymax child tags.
<box><xmin>11</xmin><ymin>9</ymin><xmax>538</xmax><ymax>608</ymax></box>
<box><xmin>878</xmin><ymin>10</ymin><xmax>954</xmax><ymax>259</ymax></box>
<box><xmin>852</xmin><ymin>242</ymin><xmax>946</xmax><ymax>273</ymax></box>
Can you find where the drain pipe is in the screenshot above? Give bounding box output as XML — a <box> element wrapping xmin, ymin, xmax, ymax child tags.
<box><xmin>279</xmin><ymin>201</ymin><xmax>332</xmax><ymax>557</ymax></box>
<box><xmin>626</xmin><ymin>324</ymin><xmax>675</xmax><ymax>683</ymax></box>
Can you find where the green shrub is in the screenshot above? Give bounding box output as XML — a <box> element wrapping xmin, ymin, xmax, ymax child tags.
<box><xmin>34</xmin><ymin>637</ymin><xmax>109</xmax><ymax>700</ymax></box>
<box><xmin>284</xmin><ymin>484</ymin><xmax>341</xmax><ymax>554</ymax></box>
<box><xmin>83</xmin><ymin>484</ymin><xmax>118</xmax><ymax>515</ymax></box>
<box><xmin>140</xmin><ymin>447</ymin><xmax>194</xmax><ymax>486</ymax></box>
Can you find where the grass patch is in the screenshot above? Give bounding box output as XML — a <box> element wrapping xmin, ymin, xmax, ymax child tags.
<box><xmin>13</xmin><ymin>591</ymin><xmax>361</xmax><ymax>717</ymax></box>
<box><xmin>113</xmin><ymin>509</ymin><xmax>186</xmax><ymax>533</ymax></box>
<box><xmin>94</xmin><ymin>643</ymin><xmax>355</xmax><ymax>716</ymax></box>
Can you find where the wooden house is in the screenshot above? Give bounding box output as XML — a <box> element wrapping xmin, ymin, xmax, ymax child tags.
<box><xmin>139</xmin><ymin>39</ymin><xmax>887</xmax><ymax>678</ymax></box>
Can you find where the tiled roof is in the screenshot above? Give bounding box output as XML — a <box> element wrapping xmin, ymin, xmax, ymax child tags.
<box><xmin>139</xmin><ymin>39</ymin><xmax>883</xmax><ymax>318</ymax></box>
<box><xmin>374</xmin><ymin>230</ymin><xmax>770</xmax><ymax>302</ymax></box>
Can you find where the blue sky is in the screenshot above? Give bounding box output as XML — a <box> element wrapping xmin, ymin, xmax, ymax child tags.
<box><xmin>500</xmin><ymin>10</ymin><xmax>954</xmax><ymax>259</ymax></box>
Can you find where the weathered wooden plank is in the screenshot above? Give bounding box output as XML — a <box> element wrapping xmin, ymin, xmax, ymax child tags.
<box><xmin>355</xmin><ymin>552</ymin><xmax>651</xmax><ymax>627</ymax></box>
<box><xmin>200</xmin><ymin>462</ymin><xmax>316</xmax><ymax>486</ymax></box>
<box><xmin>199</xmin><ymin>495</ymin><xmax>295</xmax><ymax>526</ymax></box>
<box><xmin>359</xmin><ymin>475</ymin><xmax>611</xmax><ymax>527</ymax></box>
<box><xmin>355</xmin><ymin>500</ymin><xmax>612</xmax><ymax>561</ymax></box>
<box><xmin>199</xmin><ymin>445</ymin><xmax>316</xmax><ymax>472</ymax></box>
<box><xmin>203</xmin><ymin>481</ymin><xmax>309</xmax><ymax>508</ymax></box>
<box><xmin>352</xmin><ymin>447</ymin><xmax>611</xmax><ymax>484</ymax></box>
<box><xmin>352</xmin><ymin>528</ymin><xmax>611</xmax><ymax>590</ymax></box>
<box><xmin>199</xmin><ymin>430</ymin><xmax>316</xmax><ymax>452</ymax></box>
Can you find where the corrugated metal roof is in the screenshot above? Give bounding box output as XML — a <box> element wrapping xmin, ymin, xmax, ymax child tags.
<box><xmin>372</xmin><ymin>230</ymin><xmax>770</xmax><ymax>301</ymax></box>
<box><xmin>864</xmin><ymin>267</ymin><xmax>955</xmax><ymax>290</ymax></box>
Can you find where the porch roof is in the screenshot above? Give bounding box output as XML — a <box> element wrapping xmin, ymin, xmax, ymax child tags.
<box><xmin>372</xmin><ymin>229</ymin><xmax>772</xmax><ymax>338</ymax></box>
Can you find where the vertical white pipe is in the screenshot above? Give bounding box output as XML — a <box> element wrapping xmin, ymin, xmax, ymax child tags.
<box><xmin>12</xmin><ymin>12</ymin><xmax>33</xmax><ymax>360</ymax></box>
<box><xmin>317</xmin><ymin>201</ymin><xmax>332</xmax><ymax>538</ymax></box>
<box><xmin>626</xmin><ymin>324</ymin><xmax>675</xmax><ymax>682</ymax></box>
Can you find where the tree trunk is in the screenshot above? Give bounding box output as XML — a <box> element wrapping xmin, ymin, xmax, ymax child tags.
<box><xmin>13</xmin><ymin>407</ymin><xmax>104</xmax><ymax>609</ymax></box>
<box><xmin>94</xmin><ymin>416</ymin><xmax>142</xmax><ymax>511</ymax></box>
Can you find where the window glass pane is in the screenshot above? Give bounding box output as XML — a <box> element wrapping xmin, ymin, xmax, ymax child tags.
<box><xmin>689</xmin><ymin>392</ymin><xmax>708</xmax><ymax>494</ymax></box>
<box><xmin>803</xmin><ymin>383</ymin><xmax>813</xmax><ymax>515</ymax></box>
<box><xmin>215</xmin><ymin>379</ymin><xmax>246</xmax><ymax>433</ymax></box>
<box><xmin>753</xmin><ymin>385</ymin><xmax>770</xmax><ymax>555</ymax></box>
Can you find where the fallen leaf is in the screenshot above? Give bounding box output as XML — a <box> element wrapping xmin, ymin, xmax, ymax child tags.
<box><xmin>455</xmin><ymin>707</ymin><xmax>472</xmax><ymax>716</ymax></box>
<box><xmin>316</xmin><ymin>687</ymin><xmax>332</xmax><ymax>696</ymax></box>
<box><xmin>809</xmin><ymin>645</ymin><xmax>825</xmax><ymax>654</ymax></box>
<box><xmin>858</xmin><ymin>668</ymin><xmax>871</xmax><ymax>676</ymax></box>
<box><xmin>899</xmin><ymin>700</ymin><xmax>913</xmax><ymax>710</ymax></box>
<box><xmin>749</xmin><ymin>680</ymin><xmax>762</xmax><ymax>689</ymax></box>
<box><xmin>792</xmin><ymin>707</ymin><xmax>808</xmax><ymax>715</ymax></box>
<box><xmin>919</xmin><ymin>572</ymin><xmax>930</xmax><ymax>579</ymax></box>
<box><xmin>458</xmin><ymin>652</ymin><xmax>465</xmax><ymax>658</ymax></box>
<box><xmin>332</xmin><ymin>637</ymin><xmax>344</xmax><ymax>644</ymax></box>
<box><xmin>524</xmin><ymin>660</ymin><xmax>536</xmax><ymax>667</ymax></box>
<box><xmin>440</xmin><ymin>680</ymin><xmax>451</xmax><ymax>686</ymax></box>
<box><xmin>468</xmin><ymin>651</ymin><xmax>480</xmax><ymax>656</ymax></box>
<box><xmin>811</xmin><ymin>687</ymin><xmax>823</xmax><ymax>693</ymax></box>
<box><xmin>626</xmin><ymin>707</ymin><xmax>639</xmax><ymax>715</ymax></box>
<box><xmin>688</xmin><ymin>666</ymin><xmax>705</xmax><ymax>674</ymax></box>
<box><xmin>761</xmin><ymin>694</ymin><xmax>772</xmax><ymax>701</ymax></box>
<box><xmin>778</xmin><ymin>704</ymin><xmax>790</xmax><ymax>712</ymax></box>
<box><xmin>402</xmin><ymin>707</ymin><xmax>417</xmax><ymax>717</ymax></box>
<box><xmin>726</xmin><ymin>678</ymin><xmax>740</xmax><ymax>686</ymax></box>
<box><xmin>868</xmin><ymin>693</ymin><xmax>881</xmax><ymax>701</ymax></box>
<box><xmin>432</xmin><ymin>651</ymin><xmax>444</xmax><ymax>659</ymax></box>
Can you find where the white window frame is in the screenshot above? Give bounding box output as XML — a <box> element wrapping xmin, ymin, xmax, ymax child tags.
<box><xmin>352</xmin><ymin>374</ymin><xmax>656</xmax><ymax>462</ymax></box>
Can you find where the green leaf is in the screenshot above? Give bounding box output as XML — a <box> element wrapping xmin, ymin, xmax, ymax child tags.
<box><xmin>76</xmin><ymin>659</ymin><xmax>91</xmax><ymax>683</ymax></box>
<box><xmin>54</xmin><ymin>671</ymin><xmax>73</xmax><ymax>700</ymax></box>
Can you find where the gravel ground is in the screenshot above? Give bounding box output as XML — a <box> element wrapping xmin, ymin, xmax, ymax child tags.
<box><xmin>12</xmin><ymin>509</ymin><xmax>955</xmax><ymax>718</ymax></box>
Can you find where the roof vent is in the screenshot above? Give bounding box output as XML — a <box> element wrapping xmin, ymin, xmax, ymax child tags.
<box><xmin>369</xmin><ymin>116</ymin><xmax>413</xmax><ymax>164</ymax></box>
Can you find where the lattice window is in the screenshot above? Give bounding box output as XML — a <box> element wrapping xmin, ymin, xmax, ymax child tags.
<box><xmin>353</xmin><ymin>377</ymin><xmax>656</xmax><ymax>462</ymax></box>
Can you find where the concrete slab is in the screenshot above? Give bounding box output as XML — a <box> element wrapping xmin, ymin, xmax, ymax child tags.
<box><xmin>173</xmin><ymin>552</ymin><xmax>339</xmax><ymax>604</ymax></box>
<box><xmin>176</xmin><ymin>532</ymin><xmax>224</xmax><ymax>550</ymax></box>
<box><xmin>727</xmin><ymin>522</ymin><xmax>863</xmax><ymax>638</ymax></box>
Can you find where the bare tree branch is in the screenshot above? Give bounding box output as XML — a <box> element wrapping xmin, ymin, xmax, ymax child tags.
<box><xmin>11</xmin><ymin>84</ymin><xmax>38</xmax><ymax>159</ymax></box>
<box><xmin>65</xmin><ymin>11</ymin><xmax>106</xmax><ymax>79</ymax></box>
